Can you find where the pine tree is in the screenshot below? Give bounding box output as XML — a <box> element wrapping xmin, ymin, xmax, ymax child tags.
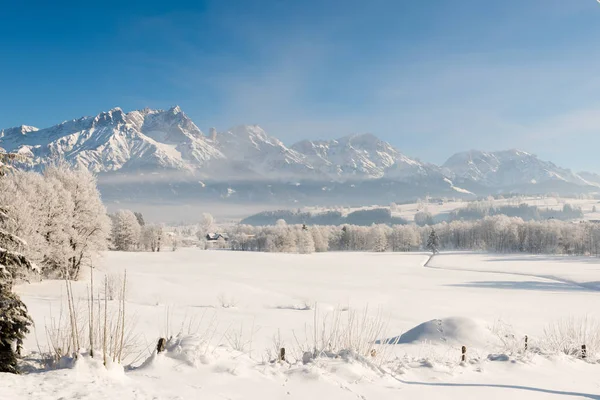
<box><xmin>426</xmin><ymin>228</ymin><xmax>439</xmax><ymax>254</ymax></box>
<box><xmin>0</xmin><ymin>153</ymin><xmax>35</xmax><ymax>373</ymax></box>
<box><xmin>0</xmin><ymin>280</ymin><xmax>33</xmax><ymax>373</ymax></box>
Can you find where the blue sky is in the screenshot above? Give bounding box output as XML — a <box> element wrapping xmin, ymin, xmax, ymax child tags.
<box><xmin>2</xmin><ymin>0</ymin><xmax>600</xmax><ymax>170</ymax></box>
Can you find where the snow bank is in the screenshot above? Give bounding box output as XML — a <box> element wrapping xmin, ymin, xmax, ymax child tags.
<box><xmin>381</xmin><ymin>317</ymin><xmax>498</xmax><ymax>347</ymax></box>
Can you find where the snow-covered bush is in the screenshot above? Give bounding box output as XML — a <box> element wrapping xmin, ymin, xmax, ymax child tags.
<box><xmin>542</xmin><ymin>317</ymin><xmax>600</xmax><ymax>359</ymax></box>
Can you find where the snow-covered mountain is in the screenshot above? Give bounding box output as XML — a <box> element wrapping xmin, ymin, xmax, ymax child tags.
<box><xmin>290</xmin><ymin>133</ymin><xmax>437</xmax><ymax>180</ymax></box>
<box><xmin>442</xmin><ymin>149</ymin><xmax>595</xmax><ymax>188</ymax></box>
<box><xmin>0</xmin><ymin>107</ymin><xmax>439</xmax><ymax>182</ymax></box>
<box><xmin>212</xmin><ymin>125</ymin><xmax>316</xmax><ymax>179</ymax></box>
<box><xmin>0</xmin><ymin>107</ymin><xmax>225</xmax><ymax>173</ymax></box>
<box><xmin>2</xmin><ymin>106</ymin><xmax>598</xmax><ymax>205</ymax></box>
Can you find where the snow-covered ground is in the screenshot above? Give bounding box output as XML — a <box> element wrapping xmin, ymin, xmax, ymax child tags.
<box><xmin>3</xmin><ymin>250</ymin><xmax>600</xmax><ymax>399</ymax></box>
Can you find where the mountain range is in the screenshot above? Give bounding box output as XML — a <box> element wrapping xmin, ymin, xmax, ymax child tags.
<box><xmin>1</xmin><ymin>106</ymin><xmax>598</xmax><ymax>206</ymax></box>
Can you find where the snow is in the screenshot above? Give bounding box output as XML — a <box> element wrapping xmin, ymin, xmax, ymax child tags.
<box><xmin>382</xmin><ymin>317</ymin><xmax>499</xmax><ymax>347</ymax></box>
<box><xmin>3</xmin><ymin>249</ymin><xmax>600</xmax><ymax>399</ymax></box>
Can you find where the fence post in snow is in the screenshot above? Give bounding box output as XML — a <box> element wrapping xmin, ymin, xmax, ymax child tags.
<box><xmin>461</xmin><ymin>346</ymin><xmax>466</xmax><ymax>362</ymax></box>
<box><xmin>524</xmin><ymin>335</ymin><xmax>528</xmax><ymax>351</ymax></box>
<box><xmin>581</xmin><ymin>345</ymin><xmax>587</xmax><ymax>359</ymax></box>
<box><xmin>157</xmin><ymin>338</ymin><xmax>166</xmax><ymax>354</ymax></box>
<box><xmin>280</xmin><ymin>347</ymin><xmax>286</xmax><ymax>362</ymax></box>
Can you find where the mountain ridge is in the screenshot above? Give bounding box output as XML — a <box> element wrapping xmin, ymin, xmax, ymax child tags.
<box><xmin>1</xmin><ymin>106</ymin><xmax>598</xmax><ymax>202</ymax></box>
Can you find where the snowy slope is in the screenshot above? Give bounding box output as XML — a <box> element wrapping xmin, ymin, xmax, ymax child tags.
<box><xmin>443</xmin><ymin>149</ymin><xmax>594</xmax><ymax>188</ymax></box>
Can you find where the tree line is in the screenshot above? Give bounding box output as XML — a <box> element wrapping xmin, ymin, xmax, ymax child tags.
<box><xmin>109</xmin><ymin>209</ymin><xmax>175</xmax><ymax>252</ymax></box>
<box><xmin>227</xmin><ymin>216</ymin><xmax>600</xmax><ymax>256</ymax></box>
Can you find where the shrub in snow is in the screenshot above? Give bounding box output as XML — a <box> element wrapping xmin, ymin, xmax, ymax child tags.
<box><xmin>542</xmin><ymin>317</ymin><xmax>600</xmax><ymax>359</ymax></box>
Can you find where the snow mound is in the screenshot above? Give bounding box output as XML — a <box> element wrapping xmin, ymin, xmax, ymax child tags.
<box><xmin>380</xmin><ymin>317</ymin><xmax>497</xmax><ymax>347</ymax></box>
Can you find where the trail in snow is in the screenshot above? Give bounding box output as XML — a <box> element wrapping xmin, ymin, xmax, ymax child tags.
<box><xmin>423</xmin><ymin>253</ymin><xmax>600</xmax><ymax>292</ymax></box>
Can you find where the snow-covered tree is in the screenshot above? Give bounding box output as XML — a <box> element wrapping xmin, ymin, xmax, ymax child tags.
<box><xmin>44</xmin><ymin>163</ymin><xmax>111</xmax><ymax>278</ymax></box>
<box><xmin>426</xmin><ymin>228</ymin><xmax>439</xmax><ymax>254</ymax></box>
<box><xmin>196</xmin><ymin>213</ymin><xmax>214</xmax><ymax>240</ymax></box>
<box><xmin>0</xmin><ymin>163</ymin><xmax>109</xmax><ymax>279</ymax></box>
<box><xmin>111</xmin><ymin>210</ymin><xmax>141</xmax><ymax>251</ymax></box>
<box><xmin>311</xmin><ymin>226</ymin><xmax>329</xmax><ymax>252</ymax></box>
<box><xmin>298</xmin><ymin>226</ymin><xmax>315</xmax><ymax>254</ymax></box>
<box><xmin>142</xmin><ymin>224</ymin><xmax>166</xmax><ymax>252</ymax></box>
<box><xmin>371</xmin><ymin>225</ymin><xmax>388</xmax><ymax>252</ymax></box>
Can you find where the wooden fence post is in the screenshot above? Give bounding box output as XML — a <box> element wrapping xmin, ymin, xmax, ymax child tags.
<box><xmin>157</xmin><ymin>338</ymin><xmax>166</xmax><ymax>354</ymax></box>
<box><xmin>581</xmin><ymin>345</ymin><xmax>587</xmax><ymax>359</ymax></box>
<box><xmin>461</xmin><ymin>346</ymin><xmax>466</xmax><ymax>362</ymax></box>
<box><xmin>280</xmin><ymin>347</ymin><xmax>286</xmax><ymax>362</ymax></box>
<box><xmin>524</xmin><ymin>335</ymin><xmax>528</xmax><ymax>351</ymax></box>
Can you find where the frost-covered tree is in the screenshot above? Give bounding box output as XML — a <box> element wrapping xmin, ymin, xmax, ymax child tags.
<box><xmin>142</xmin><ymin>224</ymin><xmax>166</xmax><ymax>252</ymax></box>
<box><xmin>0</xmin><ymin>163</ymin><xmax>109</xmax><ymax>279</ymax></box>
<box><xmin>196</xmin><ymin>213</ymin><xmax>214</xmax><ymax>240</ymax></box>
<box><xmin>311</xmin><ymin>226</ymin><xmax>329</xmax><ymax>252</ymax></box>
<box><xmin>111</xmin><ymin>210</ymin><xmax>141</xmax><ymax>251</ymax></box>
<box><xmin>44</xmin><ymin>164</ymin><xmax>111</xmax><ymax>278</ymax></box>
<box><xmin>371</xmin><ymin>225</ymin><xmax>388</xmax><ymax>252</ymax></box>
<box><xmin>298</xmin><ymin>226</ymin><xmax>315</xmax><ymax>254</ymax></box>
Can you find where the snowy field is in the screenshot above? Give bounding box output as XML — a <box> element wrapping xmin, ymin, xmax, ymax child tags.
<box><xmin>3</xmin><ymin>249</ymin><xmax>600</xmax><ymax>399</ymax></box>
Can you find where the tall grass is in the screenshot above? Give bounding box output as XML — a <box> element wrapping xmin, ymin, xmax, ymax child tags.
<box><xmin>542</xmin><ymin>317</ymin><xmax>600</xmax><ymax>359</ymax></box>
<box><xmin>44</xmin><ymin>267</ymin><xmax>140</xmax><ymax>367</ymax></box>
<box><xmin>288</xmin><ymin>305</ymin><xmax>392</xmax><ymax>365</ymax></box>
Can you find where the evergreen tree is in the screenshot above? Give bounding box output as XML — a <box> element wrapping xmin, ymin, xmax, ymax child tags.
<box><xmin>0</xmin><ymin>153</ymin><xmax>35</xmax><ymax>373</ymax></box>
<box><xmin>134</xmin><ymin>212</ymin><xmax>145</xmax><ymax>227</ymax></box>
<box><xmin>0</xmin><ymin>280</ymin><xmax>33</xmax><ymax>373</ymax></box>
<box><xmin>426</xmin><ymin>228</ymin><xmax>439</xmax><ymax>254</ymax></box>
